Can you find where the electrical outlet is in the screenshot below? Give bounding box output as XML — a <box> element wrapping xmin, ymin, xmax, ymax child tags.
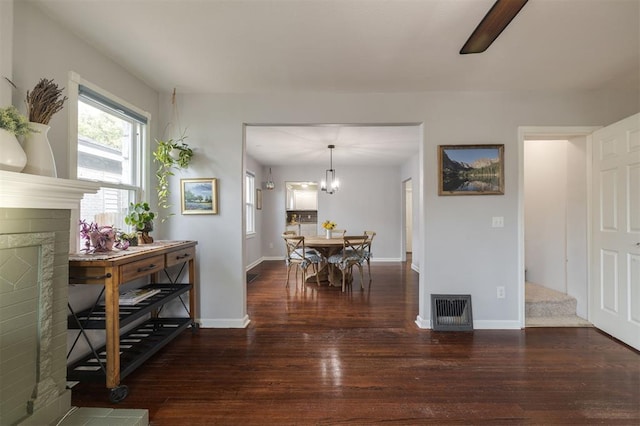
<box><xmin>492</xmin><ymin>216</ymin><xmax>504</xmax><ymax>228</ymax></box>
<box><xmin>497</xmin><ymin>286</ymin><xmax>506</xmax><ymax>299</ymax></box>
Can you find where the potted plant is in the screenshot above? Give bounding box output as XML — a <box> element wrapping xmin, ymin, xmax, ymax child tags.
<box><xmin>22</xmin><ymin>78</ymin><xmax>68</xmax><ymax>177</ymax></box>
<box><xmin>124</xmin><ymin>202</ymin><xmax>156</xmax><ymax>244</ymax></box>
<box><xmin>153</xmin><ymin>134</ymin><xmax>193</xmax><ymax>216</ymax></box>
<box><xmin>0</xmin><ymin>105</ymin><xmax>31</xmax><ymax>172</ymax></box>
<box><xmin>116</xmin><ymin>229</ymin><xmax>139</xmax><ymax>247</ymax></box>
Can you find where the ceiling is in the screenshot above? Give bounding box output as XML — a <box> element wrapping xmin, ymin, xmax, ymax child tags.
<box><xmin>29</xmin><ymin>0</ymin><xmax>639</xmax><ymax>166</ymax></box>
<box><xmin>246</xmin><ymin>124</ymin><xmax>421</xmax><ymax>166</ymax></box>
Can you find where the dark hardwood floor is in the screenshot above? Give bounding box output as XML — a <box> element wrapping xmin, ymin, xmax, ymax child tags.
<box><xmin>71</xmin><ymin>259</ymin><xmax>640</xmax><ymax>425</ymax></box>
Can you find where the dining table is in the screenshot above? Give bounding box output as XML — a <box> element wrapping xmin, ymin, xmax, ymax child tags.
<box><xmin>304</xmin><ymin>235</ymin><xmax>347</xmax><ymax>286</ymax></box>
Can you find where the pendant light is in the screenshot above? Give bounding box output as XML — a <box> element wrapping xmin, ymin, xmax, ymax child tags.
<box><xmin>265</xmin><ymin>167</ymin><xmax>275</xmax><ymax>190</ymax></box>
<box><xmin>320</xmin><ymin>144</ymin><xmax>339</xmax><ymax>194</ymax></box>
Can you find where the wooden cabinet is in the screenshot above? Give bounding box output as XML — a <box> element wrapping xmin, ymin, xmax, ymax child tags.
<box><xmin>67</xmin><ymin>240</ymin><xmax>197</xmax><ymax>402</ymax></box>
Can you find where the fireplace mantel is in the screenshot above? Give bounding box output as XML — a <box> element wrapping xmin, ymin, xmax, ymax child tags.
<box><xmin>0</xmin><ymin>171</ymin><xmax>99</xmax><ymax>425</ymax></box>
<box><xmin>0</xmin><ymin>170</ymin><xmax>99</xmax><ymax>209</ymax></box>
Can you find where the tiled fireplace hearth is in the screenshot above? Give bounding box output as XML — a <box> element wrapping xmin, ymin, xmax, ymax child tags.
<box><xmin>0</xmin><ymin>171</ymin><xmax>98</xmax><ymax>425</ymax></box>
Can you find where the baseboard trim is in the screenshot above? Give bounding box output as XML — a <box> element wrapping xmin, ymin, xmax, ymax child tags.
<box><xmin>199</xmin><ymin>315</ymin><xmax>250</xmax><ymax>328</ymax></box>
<box><xmin>415</xmin><ymin>315</ymin><xmax>430</xmax><ymax>328</ymax></box>
<box><xmin>411</xmin><ymin>263</ymin><xmax>419</xmax><ymax>273</ymax></box>
<box><xmin>415</xmin><ymin>317</ymin><xmax>521</xmax><ymax>330</ymax></box>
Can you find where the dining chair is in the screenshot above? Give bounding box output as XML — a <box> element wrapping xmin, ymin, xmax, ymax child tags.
<box><xmin>282</xmin><ymin>235</ymin><xmax>323</xmax><ymax>288</ymax></box>
<box><xmin>363</xmin><ymin>230</ymin><xmax>376</xmax><ymax>282</ymax></box>
<box><xmin>282</xmin><ymin>230</ymin><xmax>297</xmax><ymax>236</ymax></box>
<box><xmin>331</xmin><ymin>229</ymin><xmax>347</xmax><ymax>237</ymax></box>
<box><xmin>327</xmin><ymin>235</ymin><xmax>369</xmax><ymax>292</ymax></box>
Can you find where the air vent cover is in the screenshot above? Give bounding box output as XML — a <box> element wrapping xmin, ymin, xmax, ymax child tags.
<box><xmin>431</xmin><ymin>294</ymin><xmax>473</xmax><ymax>331</ymax></box>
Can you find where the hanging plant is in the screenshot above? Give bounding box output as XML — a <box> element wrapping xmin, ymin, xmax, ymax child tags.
<box><xmin>153</xmin><ymin>133</ymin><xmax>193</xmax><ymax>214</ymax></box>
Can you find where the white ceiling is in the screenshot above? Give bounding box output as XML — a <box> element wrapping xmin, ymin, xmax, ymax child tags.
<box><xmin>29</xmin><ymin>0</ymin><xmax>639</xmax><ymax>165</ymax></box>
<box><xmin>246</xmin><ymin>124</ymin><xmax>421</xmax><ymax>166</ymax></box>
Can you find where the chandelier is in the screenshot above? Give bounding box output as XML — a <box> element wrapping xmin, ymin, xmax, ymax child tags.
<box><xmin>265</xmin><ymin>167</ymin><xmax>275</xmax><ymax>190</ymax></box>
<box><xmin>320</xmin><ymin>144</ymin><xmax>339</xmax><ymax>194</ymax></box>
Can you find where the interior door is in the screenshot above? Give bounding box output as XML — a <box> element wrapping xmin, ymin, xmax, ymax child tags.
<box><xmin>590</xmin><ymin>113</ymin><xmax>640</xmax><ymax>350</ymax></box>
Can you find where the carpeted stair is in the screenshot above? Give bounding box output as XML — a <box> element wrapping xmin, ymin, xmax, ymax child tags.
<box><xmin>525</xmin><ymin>282</ymin><xmax>591</xmax><ymax>327</ymax></box>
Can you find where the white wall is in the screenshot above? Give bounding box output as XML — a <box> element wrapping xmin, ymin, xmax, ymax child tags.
<box><xmin>401</xmin><ymin>153</ymin><xmax>420</xmax><ymax>270</ymax></box>
<box><xmin>12</xmin><ymin>2</ymin><xmax>638</xmax><ymax>330</ymax></box>
<box><xmin>157</xmin><ymin>90</ymin><xmax>638</xmax><ymax>329</ymax></box>
<box><xmin>524</xmin><ymin>138</ymin><xmax>588</xmax><ymax>318</ymax></box>
<box><xmin>12</xmin><ymin>0</ymin><xmax>159</xmax><ymax>180</ymax></box>
<box><xmin>258</xmin><ymin>164</ymin><xmax>403</xmax><ymax>262</ymax></box>
<box><xmin>0</xmin><ymin>0</ymin><xmax>13</xmax><ymax>106</ymax></box>
<box><xmin>524</xmin><ymin>140</ymin><xmax>568</xmax><ymax>293</ymax></box>
<box><xmin>566</xmin><ymin>136</ymin><xmax>588</xmax><ymax>318</ymax></box>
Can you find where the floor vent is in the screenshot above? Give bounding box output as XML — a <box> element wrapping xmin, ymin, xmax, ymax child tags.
<box><xmin>431</xmin><ymin>294</ymin><xmax>473</xmax><ymax>331</ymax></box>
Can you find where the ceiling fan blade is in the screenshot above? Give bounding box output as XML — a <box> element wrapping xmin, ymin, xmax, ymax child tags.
<box><xmin>460</xmin><ymin>0</ymin><xmax>529</xmax><ymax>54</ymax></box>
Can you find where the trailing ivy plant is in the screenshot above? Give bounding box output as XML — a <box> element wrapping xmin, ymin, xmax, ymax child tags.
<box><xmin>153</xmin><ymin>134</ymin><xmax>193</xmax><ymax>217</ymax></box>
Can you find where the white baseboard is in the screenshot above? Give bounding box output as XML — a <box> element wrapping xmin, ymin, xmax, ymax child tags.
<box><xmin>415</xmin><ymin>315</ymin><xmax>430</xmax><ymax>328</ymax></box>
<box><xmin>199</xmin><ymin>315</ymin><xmax>250</xmax><ymax>328</ymax></box>
<box><xmin>415</xmin><ymin>317</ymin><xmax>522</xmax><ymax>330</ymax></box>
<box><xmin>473</xmin><ymin>320</ymin><xmax>522</xmax><ymax>329</ymax></box>
<box><xmin>411</xmin><ymin>263</ymin><xmax>419</xmax><ymax>272</ymax></box>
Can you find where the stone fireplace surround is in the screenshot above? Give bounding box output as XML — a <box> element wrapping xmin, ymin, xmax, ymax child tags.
<box><xmin>0</xmin><ymin>171</ymin><xmax>97</xmax><ymax>425</ymax></box>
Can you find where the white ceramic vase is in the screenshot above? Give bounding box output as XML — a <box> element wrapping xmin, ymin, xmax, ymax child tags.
<box><xmin>0</xmin><ymin>128</ymin><xmax>27</xmax><ymax>172</ymax></box>
<box><xmin>325</xmin><ymin>229</ymin><xmax>331</xmax><ymax>239</ymax></box>
<box><xmin>22</xmin><ymin>122</ymin><xmax>57</xmax><ymax>177</ymax></box>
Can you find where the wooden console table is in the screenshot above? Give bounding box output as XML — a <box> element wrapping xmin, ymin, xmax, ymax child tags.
<box><xmin>67</xmin><ymin>240</ymin><xmax>197</xmax><ymax>402</ymax></box>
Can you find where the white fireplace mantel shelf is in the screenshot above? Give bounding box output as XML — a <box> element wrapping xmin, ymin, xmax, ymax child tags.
<box><xmin>0</xmin><ymin>170</ymin><xmax>99</xmax><ymax>210</ymax></box>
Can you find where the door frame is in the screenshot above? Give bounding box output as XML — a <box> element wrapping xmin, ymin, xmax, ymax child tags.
<box><xmin>517</xmin><ymin>126</ymin><xmax>600</xmax><ymax>328</ymax></box>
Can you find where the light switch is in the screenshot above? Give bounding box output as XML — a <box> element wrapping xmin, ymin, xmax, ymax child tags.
<box><xmin>492</xmin><ymin>216</ymin><xmax>504</xmax><ymax>228</ymax></box>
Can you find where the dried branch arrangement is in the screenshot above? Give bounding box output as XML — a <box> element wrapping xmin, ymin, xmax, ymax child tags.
<box><xmin>25</xmin><ymin>78</ymin><xmax>68</xmax><ymax>125</ymax></box>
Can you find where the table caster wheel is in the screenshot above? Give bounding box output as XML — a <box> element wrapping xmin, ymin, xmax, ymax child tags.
<box><xmin>109</xmin><ymin>385</ymin><xmax>128</xmax><ymax>403</ymax></box>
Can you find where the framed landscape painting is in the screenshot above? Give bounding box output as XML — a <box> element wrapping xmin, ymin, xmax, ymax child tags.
<box><xmin>438</xmin><ymin>144</ymin><xmax>504</xmax><ymax>196</ymax></box>
<box><xmin>181</xmin><ymin>178</ymin><xmax>218</xmax><ymax>214</ymax></box>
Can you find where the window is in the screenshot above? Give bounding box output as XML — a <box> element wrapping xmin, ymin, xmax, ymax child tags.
<box><xmin>74</xmin><ymin>81</ymin><xmax>149</xmax><ymax>231</ymax></box>
<box><xmin>246</xmin><ymin>172</ymin><xmax>256</xmax><ymax>235</ymax></box>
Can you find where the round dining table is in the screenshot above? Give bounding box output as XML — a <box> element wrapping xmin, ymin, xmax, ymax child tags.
<box><xmin>303</xmin><ymin>235</ymin><xmax>346</xmax><ymax>286</ymax></box>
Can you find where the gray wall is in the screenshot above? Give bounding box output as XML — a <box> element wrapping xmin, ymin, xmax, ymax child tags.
<box><xmin>9</xmin><ymin>1</ymin><xmax>640</xmax><ymax>329</ymax></box>
<box><xmin>257</xmin><ymin>164</ymin><xmax>404</xmax><ymax>262</ymax></box>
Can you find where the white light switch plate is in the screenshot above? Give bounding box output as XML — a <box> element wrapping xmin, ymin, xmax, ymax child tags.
<box><xmin>492</xmin><ymin>216</ymin><xmax>504</xmax><ymax>228</ymax></box>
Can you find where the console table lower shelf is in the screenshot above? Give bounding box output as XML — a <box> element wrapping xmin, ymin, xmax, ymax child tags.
<box><xmin>67</xmin><ymin>317</ymin><xmax>191</xmax><ymax>382</ymax></box>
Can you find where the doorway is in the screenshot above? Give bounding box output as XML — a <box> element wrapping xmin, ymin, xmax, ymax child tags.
<box><xmin>403</xmin><ymin>179</ymin><xmax>413</xmax><ymax>264</ymax></box>
<box><xmin>518</xmin><ymin>126</ymin><xmax>599</xmax><ymax>329</ymax></box>
<box><xmin>523</xmin><ymin>137</ymin><xmax>590</xmax><ymax>326</ymax></box>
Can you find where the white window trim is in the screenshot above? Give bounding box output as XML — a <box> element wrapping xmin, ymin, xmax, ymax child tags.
<box><xmin>246</xmin><ymin>171</ymin><xmax>256</xmax><ymax>236</ymax></box>
<box><xmin>67</xmin><ymin>71</ymin><xmax>151</xmax><ymax>193</ymax></box>
<box><xmin>67</xmin><ymin>71</ymin><xmax>152</xmax><ymax>251</ymax></box>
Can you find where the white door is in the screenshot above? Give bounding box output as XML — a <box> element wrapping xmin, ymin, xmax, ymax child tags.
<box><xmin>590</xmin><ymin>113</ymin><xmax>640</xmax><ymax>350</ymax></box>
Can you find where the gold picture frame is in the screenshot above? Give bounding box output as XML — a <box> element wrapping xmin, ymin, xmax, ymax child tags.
<box><xmin>438</xmin><ymin>144</ymin><xmax>504</xmax><ymax>195</ymax></box>
<box><xmin>181</xmin><ymin>178</ymin><xmax>219</xmax><ymax>214</ymax></box>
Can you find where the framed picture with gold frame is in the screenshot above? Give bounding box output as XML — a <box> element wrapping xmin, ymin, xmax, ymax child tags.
<box><xmin>181</xmin><ymin>178</ymin><xmax>218</xmax><ymax>214</ymax></box>
<box><xmin>438</xmin><ymin>144</ymin><xmax>504</xmax><ymax>195</ymax></box>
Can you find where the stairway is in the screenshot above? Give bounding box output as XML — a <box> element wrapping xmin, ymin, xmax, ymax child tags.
<box><xmin>525</xmin><ymin>282</ymin><xmax>592</xmax><ymax>327</ymax></box>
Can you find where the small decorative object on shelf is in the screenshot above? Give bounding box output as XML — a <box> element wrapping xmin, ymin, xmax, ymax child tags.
<box><xmin>0</xmin><ymin>105</ymin><xmax>30</xmax><ymax>172</ymax></box>
<box><xmin>79</xmin><ymin>220</ymin><xmax>128</xmax><ymax>253</ymax></box>
<box><xmin>322</xmin><ymin>220</ymin><xmax>336</xmax><ymax>239</ymax></box>
<box><xmin>124</xmin><ymin>202</ymin><xmax>156</xmax><ymax>244</ymax></box>
<box><xmin>22</xmin><ymin>78</ymin><xmax>68</xmax><ymax>177</ymax></box>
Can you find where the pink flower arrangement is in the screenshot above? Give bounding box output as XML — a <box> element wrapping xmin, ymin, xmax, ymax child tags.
<box><xmin>79</xmin><ymin>220</ymin><xmax>129</xmax><ymax>253</ymax></box>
